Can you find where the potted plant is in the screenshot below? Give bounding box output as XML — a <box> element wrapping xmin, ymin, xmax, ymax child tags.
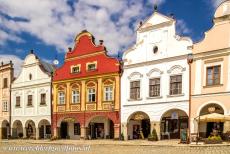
<box><xmin>148</xmin><ymin>128</ymin><xmax>158</xmax><ymax>141</ymax></box>
<box><xmin>204</xmin><ymin>135</ymin><xmax>223</xmax><ymax>144</ymax></box>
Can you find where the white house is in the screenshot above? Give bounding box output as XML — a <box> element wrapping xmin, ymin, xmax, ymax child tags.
<box><xmin>121</xmin><ymin>9</ymin><xmax>192</xmax><ymax>140</ymax></box>
<box><xmin>11</xmin><ymin>51</ymin><xmax>54</xmax><ymax>139</ymax></box>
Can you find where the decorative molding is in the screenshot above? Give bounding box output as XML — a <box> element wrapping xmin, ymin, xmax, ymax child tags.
<box><xmin>167</xmin><ymin>65</ymin><xmax>186</xmax><ymax>74</ymax></box>
<box><xmin>146</xmin><ymin>68</ymin><xmax>163</xmax><ymax>77</ymax></box>
<box><xmin>128</xmin><ymin>72</ymin><xmax>143</xmax><ymax>80</ymax></box>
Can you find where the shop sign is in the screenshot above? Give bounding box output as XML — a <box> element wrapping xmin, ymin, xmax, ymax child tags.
<box><xmin>171</xmin><ymin>112</ymin><xmax>178</xmax><ymax>119</ymax></box>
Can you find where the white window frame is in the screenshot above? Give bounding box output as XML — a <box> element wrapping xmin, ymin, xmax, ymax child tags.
<box><xmin>72</xmin><ymin>90</ymin><xmax>80</xmax><ymax>103</ymax></box>
<box><xmin>88</xmin><ymin>88</ymin><xmax>96</xmax><ymax>102</ymax></box>
<box><xmin>58</xmin><ymin>91</ymin><xmax>65</xmax><ymax>104</ymax></box>
<box><xmin>104</xmin><ymin>86</ymin><xmax>113</xmax><ymax>101</ymax></box>
<box><xmin>2</xmin><ymin>101</ymin><xmax>7</xmax><ymax>112</ymax></box>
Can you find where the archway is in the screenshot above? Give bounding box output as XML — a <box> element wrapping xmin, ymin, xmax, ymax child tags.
<box><xmin>38</xmin><ymin>119</ymin><xmax>51</xmax><ymax>139</ymax></box>
<box><xmin>1</xmin><ymin>120</ymin><xmax>10</xmax><ymax>139</ymax></box>
<box><xmin>25</xmin><ymin>120</ymin><xmax>36</xmax><ymax>138</ymax></box>
<box><xmin>87</xmin><ymin>116</ymin><xmax>114</xmax><ymax>139</ymax></box>
<box><xmin>199</xmin><ymin>103</ymin><xmax>224</xmax><ymax>138</ymax></box>
<box><xmin>160</xmin><ymin>109</ymin><xmax>188</xmax><ymax>139</ymax></box>
<box><xmin>127</xmin><ymin>112</ymin><xmax>150</xmax><ymax>140</ymax></box>
<box><xmin>12</xmin><ymin>120</ymin><xmax>23</xmax><ymax>138</ymax></box>
<box><xmin>59</xmin><ymin>117</ymin><xmax>80</xmax><ymax>139</ymax></box>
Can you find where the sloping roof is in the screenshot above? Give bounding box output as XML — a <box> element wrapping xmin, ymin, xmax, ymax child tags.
<box><xmin>40</xmin><ymin>60</ymin><xmax>55</xmax><ymax>75</ymax></box>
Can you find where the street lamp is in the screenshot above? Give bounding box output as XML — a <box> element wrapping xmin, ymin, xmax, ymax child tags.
<box><xmin>187</xmin><ymin>53</ymin><xmax>193</xmax><ymax>144</ymax></box>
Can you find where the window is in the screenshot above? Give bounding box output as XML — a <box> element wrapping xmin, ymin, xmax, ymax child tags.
<box><xmin>88</xmin><ymin>88</ymin><xmax>96</xmax><ymax>102</ymax></box>
<box><xmin>29</xmin><ymin>74</ymin><xmax>32</xmax><ymax>80</ymax></box>
<box><xmin>3</xmin><ymin>78</ymin><xmax>7</xmax><ymax>88</ymax></box>
<box><xmin>71</xmin><ymin>66</ymin><xmax>80</xmax><ymax>74</ymax></box>
<box><xmin>104</xmin><ymin>86</ymin><xmax>113</xmax><ymax>101</ymax></box>
<box><xmin>72</xmin><ymin>90</ymin><xmax>80</xmax><ymax>103</ymax></box>
<box><xmin>130</xmin><ymin>81</ymin><xmax>140</xmax><ymax>100</ymax></box>
<box><xmin>40</xmin><ymin>93</ymin><xmax>46</xmax><ymax>105</ymax></box>
<box><xmin>74</xmin><ymin>123</ymin><xmax>80</xmax><ymax>135</ymax></box>
<box><xmin>149</xmin><ymin>78</ymin><xmax>160</xmax><ymax>97</ymax></box>
<box><xmin>2</xmin><ymin>101</ymin><xmax>7</xmax><ymax>112</ymax></box>
<box><xmin>87</xmin><ymin>63</ymin><xmax>96</xmax><ymax>71</ymax></box>
<box><xmin>207</xmin><ymin>65</ymin><xmax>221</xmax><ymax>86</ymax></box>
<box><xmin>58</xmin><ymin>92</ymin><xmax>65</xmax><ymax>104</ymax></box>
<box><xmin>153</xmin><ymin>46</ymin><xmax>158</xmax><ymax>54</ymax></box>
<box><xmin>170</xmin><ymin>75</ymin><xmax>182</xmax><ymax>95</ymax></box>
<box><xmin>27</xmin><ymin>95</ymin><xmax>33</xmax><ymax>106</ymax></box>
<box><xmin>16</xmin><ymin>96</ymin><xmax>20</xmax><ymax>107</ymax></box>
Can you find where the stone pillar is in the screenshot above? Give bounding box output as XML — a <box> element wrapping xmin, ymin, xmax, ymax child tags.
<box><xmin>66</xmin><ymin>83</ymin><xmax>70</xmax><ymax>111</ymax></box>
<box><xmin>224</xmin><ymin>121</ymin><xmax>230</xmax><ymax>133</ymax></box>
<box><xmin>53</xmin><ymin>127</ymin><xmax>58</xmax><ymax>137</ymax></box>
<box><xmin>115</xmin><ymin>76</ymin><xmax>120</xmax><ymax>110</ymax></box>
<box><xmin>0</xmin><ymin>127</ymin><xmax>2</xmax><ymax>139</ymax></box>
<box><xmin>23</xmin><ymin>127</ymin><xmax>27</xmax><ymax>138</ymax></box>
<box><xmin>114</xmin><ymin>124</ymin><xmax>120</xmax><ymax>139</ymax></box>
<box><xmin>81</xmin><ymin>81</ymin><xmax>86</xmax><ymax>111</ymax></box>
<box><xmin>151</xmin><ymin>121</ymin><xmax>161</xmax><ymax>140</ymax></box>
<box><xmin>36</xmin><ymin>127</ymin><xmax>39</xmax><ymax>139</ymax></box>
<box><xmin>97</xmin><ymin>78</ymin><xmax>102</xmax><ymax>110</ymax></box>
<box><xmin>122</xmin><ymin>123</ymin><xmax>128</xmax><ymax>140</ymax></box>
<box><xmin>80</xmin><ymin>126</ymin><xmax>86</xmax><ymax>139</ymax></box>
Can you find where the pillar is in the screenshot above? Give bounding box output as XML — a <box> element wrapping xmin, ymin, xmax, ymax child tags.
<box><xmin>115</xmin><ymin>76</ymin><xmax>120</xmax><ymax>110</ymax></box>
<box><xmin>97</xmin><ymin>78</ymin><xmax>102</xmax><ymax>110</ymax></box>
<box><xmin>23</xmin><ymin>127</ymin><xmax>27</xmax><ymax>138</ymax></box>
<box><xmin>151</xmin><ymin>121</ymin><xmax>161</xmax><ymax>140</ymax></box>
<box><xmin>80</xmin><ymin>126</ymin><xmax>86</xmax><ymax>139</ymax></box>
<box><xmin>53</xmin><ymin>127</ymin><xmax>58</xmax><ymax>137</ymax></box>
<box><xmin>224</xmin><ymin>121</ymin><xmax>230</xmax><ymax>133</ymax></box>
<box><xmin>66</xmin><ymin>83</ymin><xmax>70</xmax><ymax>111</ymax></box>
<box><xmin>122</xmin><ymin>123</ymin><xmax>128</xmax><ymax>140</ymax></box>
<box><xmin>36</xmin><ymin>127</ymin><xmax>39</xmax><ymax>139</ymax></box>
<box><xmin>114</xmin><ymin>124</ymin><xmax>120</xmax><ymax>139</ymax></box>
<box><xmin>81</xmin><ymin>81</ymin><xmax>86</xmax><ymax>111</ymax></box>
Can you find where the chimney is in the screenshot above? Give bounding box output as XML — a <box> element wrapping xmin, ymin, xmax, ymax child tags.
<box><xmin>68</xmin><ymin>47</ymin><xmax>72</xmax><ymax>52</ymax></box>
<box><xmin>170</xmin><ymin>13</ymin><xmax>174</xmax><ymax>19</ymax></box>
<box><xmin>10</xmin><ymin>60</ymin><xmax>12</xmax><ymax>64</ymax></box>
<box><xmin>1</xmin><ymin>62</ymin><xmax>3</xmax><ymax>65</ymax></box>
<box><xmin>99</xmin><ymin>40</ymin><xmax>104</xmax><ymax>45</ymax></box>
<box><xmin>139</xmin><ymin>21</ymin><xmax>143</xmax><ymax>27</ymax></box>
<box><xmin>30</xmin><ymin>49</ymin><xmax>34</xmax><ymax>54</ymax></box>
<box><xmin>154</xmin><ymin>4</ymin><xmax>158</xmax><ymax>12</ymax></box>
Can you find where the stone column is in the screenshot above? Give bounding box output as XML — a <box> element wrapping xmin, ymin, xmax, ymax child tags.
<box><xmin>224</xmin><ymin>121</ymin><xmax>230</xmax><ymax>133</ymax></box>
<box><xmin>151</xmin><ymin>121</ymin><xmax>161</xmax><ymax>140</ymax></box>
<box><xmin>53</xmin><ymin>127</ymin><xmax>58</xmax><ymax>137</ymax></box>
<box><xmin>122</xmin><ymin>123</ymin><xmax>128</xmax><ymax>140</ymax></box>
<box><xmin>80</xmin><ymin>126</ymin><xmax>86</xmax><ymax>139</ymax></box>
<box><xmin>97</xmin><ymin>78</ymin><xmax>102</xmax><ymax>110</ymax></box>
<box><xmin>81</xmin><ymin>81</ymin><xmax>86</xmax><ymax>111</ymax></box>
<box><xmin>114</xmin><ymin>124</ymin><xmax>120</xmax><ymax>139</ymax></box>
<box><xmin>66</xmin><ymin>83</ymin><xmax>70</xmax><ymax>111</ymax></box>
<box><xmin>36</xmin><ymin>127</ymin><xmax>39</xmax><ymax>139</ymax></box>
<box><xmin>23</xmin><ymin>127</ymin><xmax>27</xmax><ymax>138</ymax></box>
<box><xmin>0</xmin><ymin>127</ymin><xmax>2</xmax><ymax>139</ymax></box>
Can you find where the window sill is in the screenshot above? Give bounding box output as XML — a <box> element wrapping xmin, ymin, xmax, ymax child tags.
<box><xmin>2</xmin><ymin>111</ymin><xmax>8</xmax><ymax>112</ymax></box>
<box><xmin>57</xmin><ymin>104</ymin><xmax>66</xmax><ymax>106</ymax></box>
<box><xmin>27</xmin><ymin>105</ymin><xmax>34</xmax><ymax>108</ymax></box>
<box><xmin>70</xmin><ymin>103</ymin><xmax>80</xmax><ymax>105</ymax></box>
<box><xmin>167</xmin><ymin>94</ymin><xmax>184</xmax><ymax>97</ymax></box>
<box><xmin>146</xmin><ymin>96</ymin><xmax>162</xmax><ymax>99</ymax></box>
<box><xmin>86</xmin><ymin>102</ymin><xmax>97</xmax><ymax>104</ymax></box>
<box><xmin>203</xmin><ymin>84</ymin><xmax>223</xmax><ymax>88</ymax></box>
<box><xmin>103</xmin><ymin>101</ymin><xmax>114</xmax><ymax>103</ymax></box>
<box><xmin>71</xmin><ymin>72</ymin><xmax>81</xmax><ymax>75</ymax></box>
<box><xmin>128</xmin><ymin>98</ymin><xmax>142</xmax><ymax>101</ymax></box>
<box><xmin>40</xmin><ymin>104</ymin><xmax>47</xmax><ymax>106</ymax></box>
<box><xmin>87</xmin><ymin>69</ymin><xmax>98</xmax><ymax>72</ymax></box>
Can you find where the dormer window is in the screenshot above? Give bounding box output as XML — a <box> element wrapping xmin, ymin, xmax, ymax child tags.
<box><xmin>71</xmin><ymin>65</ymin><xmax>81</xmax><ymax>74</ymax></box>
<box><xmin>87</xmin><ymin>61</ymin><xmax>97</xmax><ymax>71</ymax></box>
<box><xmin>153</xmin><ymin>46</ymin><xmax>158</xmax><ymax>54</ymax></box>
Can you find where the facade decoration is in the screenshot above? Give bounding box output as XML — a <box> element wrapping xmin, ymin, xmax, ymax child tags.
<box><xmin>190</xmin><ymin>1</ymin><xmax>230</xmax><ymax>139</ymax></box>
<box><xmin>0</xmin><ymin>61</ymin><xmax>14</xmax><ymax>139</ymax></box>
<box><xmin>11</xmin><ymin>51</ymin><xmax>54</xmax><ymax>139</ymax></box>
<box><xmin>52</xmin><ymin>30</ymin><xmax>121</xmax><ymax>140</ymax></box>
<box><xmin>121</xmin><ymin>9</ymin><xmax>193</xmax><ymax>140</ymax></box>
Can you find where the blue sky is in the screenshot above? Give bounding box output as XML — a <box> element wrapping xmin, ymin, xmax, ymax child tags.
<box><xmin>0</xmin><ymin>0</ymin><xmax>226</xmax><ymax>75</ymax></box>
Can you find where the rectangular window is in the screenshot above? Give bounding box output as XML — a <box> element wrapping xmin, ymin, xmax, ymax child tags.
<box><xmin>88</xmin><ymin>64</ymin><xmax>96</xmax><ymax>71</ymax></box>
<box><xmin>58</xmin><ymin>92</ymin><xmax>65</xmax><ymax>104</ymax></box>
<box><xmin>27</xmin><ymin>95</ymin><xmax>33</xmax><ymax>106</ymax></box>
<box><xmin>88</xmin><ymin>88</ymin><xmax>96</xmax><ymax>102</ymax></box>
<box><xmin>130</xmin><ymin>81</ymin><xmax>140</xmax><ymax>100</ymax></box>
<box><xmin>206</xmin><ymin>65</ymin><xmax>221</xmax><ymax>86</ymax></box>
<box><xmin>170</xmin><ymin>75</ymin><xmax>182</xmax><ymax>95</ymax></box>
<box><xmin>40</xmin><ymin>93</ymin><xmax>46</xmax><ymax>105</ymax></box>
<box><xmin>2</xmin><ymin>101</ymin><xmax>8</xmax><ymax>112</ymax></box>
<box><xmin>16</xmin><ymin>96</ymin><xmax>20</xmax><ymax>107</ymax></box>
<box><xmin>3</xmin><ymin>78</ymin><xmax>7</xmax><ymax>88</ymax></box>
<box><xmin>74</xmin><ymin>123</ymin><xmax>80</xmax><ymax>135</ymax></box>
<box><xmin>72</xmin><ymin>90</ymin><xmax>80</xmax><ymax>103</ymax></box>
<box><xmin>104</xmin><ymin>86</ymin><xmax>113</xmax><ymax>101</ymax></box>
<box><xmin>149</xmin><ymin>78</ymin><xmax>160</xmax><ymax>97</ymax></box>
<box><xmin>72</xmin><ymin>66</ymin><xmax>80</xmax><ymax>74</ymax></box>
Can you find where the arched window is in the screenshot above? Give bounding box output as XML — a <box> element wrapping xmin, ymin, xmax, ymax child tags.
<box><xmin>29</xmin><ymin>73</ymin><xmax>32</xmax><ymax>80</ymax></box>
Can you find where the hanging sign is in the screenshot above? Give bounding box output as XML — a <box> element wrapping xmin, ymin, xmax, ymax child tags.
<box><xmin>171</xmin><ymin>112</ymin><xmax>178</xmax><ymax>119</ymax></box>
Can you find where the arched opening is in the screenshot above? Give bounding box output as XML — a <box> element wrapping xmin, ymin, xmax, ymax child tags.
<box><xmin>1</xmin><ymin>120</ymin><xmax>10</xmax><ymax>139</ymax></box>
<box><xmin>25</xmin><ymin>120</ymin><xmax>36</xmax><ymax>139</ymax></box>
<box><xmin>87</xmin><ymin>116</ymin><xmax>114</xmax><ymax>139</ymax></box>
<box><xmin>12</xmin><ymin>120</ymin><xmax>23</xmax><ymax>138</ymax></box>
<box><xmin>38</xmin><ymin>119</ymin><xmax>51</xmax><ymax>139</ymax></box>
<box><xmin>160</xmin><ymin>109</ymin><xmax>188</xmax><ymax>139</ymax></box>
<box><xmin>199</xmin><ymin>103</ymin><xmax>224</xmax><ymax>138</ymax></box>
<box><xmin>127</xmin><ymin>112</ymin><xmax>150</xmax><ymax>140</ymax></box>
<box><xmin>59</xmin><ymin>117</ymin><xmax>80</xmax><ymax>139</ymax></box>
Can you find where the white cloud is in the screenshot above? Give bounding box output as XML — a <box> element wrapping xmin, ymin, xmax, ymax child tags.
<box><xmin>176</xmin><ymin>19</ymin><xmax>192</xmax><ymax>35</ymax></box>
<box><xmin>0</xmin><ymin>54</ymin><xmax>23</xmax><ymax>76</ymax></box>
<box><xmin>0</xmin><ymin>0</ymin><xmax>166</xmax><ymax>54</ymax></box>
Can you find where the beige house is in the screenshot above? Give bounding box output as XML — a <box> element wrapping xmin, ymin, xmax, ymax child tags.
<box><xmin>190</xmin><ymin>1</ymin><xmax>230</xmax><ymax>139</ymax></box>
<box><xmin>0</xmin><ymin>61</ymin><xmax>14</xmax><ymax>139</ymax></box>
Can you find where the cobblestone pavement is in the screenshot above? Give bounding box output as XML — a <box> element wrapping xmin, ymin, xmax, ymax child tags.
<box><xmin>0</xmin><ymin>140</ymin><xmax>230</xmax><ymax>154</ymax></box>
